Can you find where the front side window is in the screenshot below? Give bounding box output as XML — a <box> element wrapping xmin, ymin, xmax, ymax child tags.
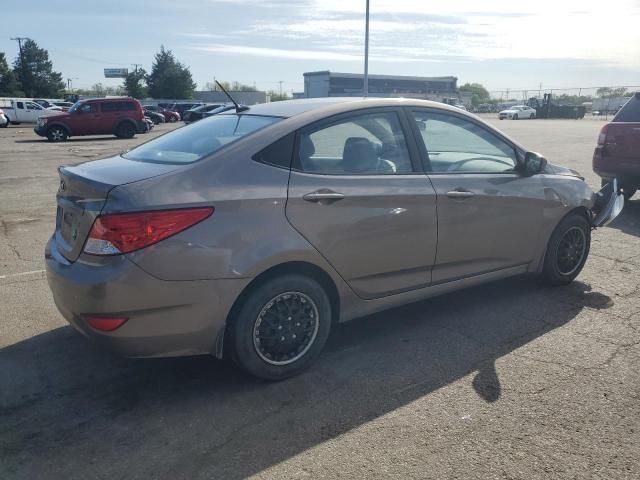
<box><xmin>26</xmin><ymin>102</ymin><xmax>42</xmax><ymax>110</ymax></box>
<box><xmin>124</xmin><ymin>114</ymin><xmax>281</xmax><ymax>164</ymax></box>
<box><xmin>80</xmin><ymin>103</ymin><xmax>97</xmax><ymax>113</ymax></box>
<box><xmin>297</xmin><ymin>111</ymin><xmax>413</xmax><ymax>175</ymax></box>
<box><xmin>412</xmin><ymin>111</ymin><xmax>517</xmax><ymax>173</ymax></box>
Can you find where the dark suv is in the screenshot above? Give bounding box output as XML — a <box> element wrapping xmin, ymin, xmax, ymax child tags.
<box><xmin>34</xmin><ymin>97</ymin><xmax>147</xmax><ymax>142</ymax></box>
<box><xmin>593</xmin><ymin>92</ymin><xmax>640</xmax><ymax>199</ymax></box>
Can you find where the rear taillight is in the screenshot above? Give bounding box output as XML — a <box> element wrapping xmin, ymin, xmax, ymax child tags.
<box><xmin>597</xmin><ymin>124</ymin><xmax>609</xmax><ymax>146</ymax></box>
<box><xmin>84</xmin><ymin>207</ymin><xmax>213</xmax><ymax>255</ymax></box>
<box><xmin>85</xmin><ymin>316</ymin><xmax>128</xmax><ymax>331</ymax></box>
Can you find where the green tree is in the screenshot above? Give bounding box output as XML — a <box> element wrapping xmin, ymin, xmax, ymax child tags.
<box><xmin>12</xmin><ymin>39</ymin><xmax>65</xmax><ymax>97</ymax></box>
<box><xmin>208</xmin><ymin>80</ymin><xmax>256</xmax><ymax>92</ymax></box>
<box><xmin>124</xmin><ymin>68</ymin><xmax>148</xmax><ymax>98</ymax></box>
<box><xmin>267</xmin><ymin>90</ymin><xmax>290</xmax><ymax>102</ymax></box>
<box><xmin>459</xmin><ymin>82</ymin><xmax>490</xmax><ymax>107</ymax></box>
<box><xmin>0</xmin><ymin>52</ymin><xmax>20</xmax><ymax>96</ymax></box>
<box><xmin>147</xmin><ymin>46</ymin><xmax>196</xmax><ymax>99</ymax></box>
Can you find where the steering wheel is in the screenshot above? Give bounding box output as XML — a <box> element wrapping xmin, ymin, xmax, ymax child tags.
<box><xmin>376</xmin><ymin>158</ymin><xmax>397</xmax><ymax>174</ymax></box>
<box><xmin>446</xmin><ymin>157</ymin><xmax>514</xmax><ymax>172</ymax></box>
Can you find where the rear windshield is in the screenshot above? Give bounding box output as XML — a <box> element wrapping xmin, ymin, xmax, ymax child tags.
<box><xmin>123</xmin><ymin>114</ymin><xmax>282</xmax><ymax>164</ymax></box>
<box><xmin>613</xmin><ymin>95</ymin><xmax>640</xmax><ymax>122</ymax></box>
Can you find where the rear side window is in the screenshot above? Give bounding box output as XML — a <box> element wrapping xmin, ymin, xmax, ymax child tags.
<box><xmin>614</xmin><ymin>95</ymin><xmax>640</xmax><ymax>122</ymax></box>
<box><xmin>101</xmin><ymin>102</ymin><xmax>137</xmax><ymax>112</ymax></box>
<box><xmin>295</xmin><ymin>111</ymin><xmax>413</xmax><ymax>175</ymax></box>
<box><xmin>252</xmin><ymin>133</ymin><xmax>294</xmax><ymax>169</ymax></box>
<box><xmin>124</xmin><ymin>114</ymin><xmax>282</xmax><ymax>164</ymax></box>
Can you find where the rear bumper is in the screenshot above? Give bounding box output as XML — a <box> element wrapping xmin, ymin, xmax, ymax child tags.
<box><xmin>45</xmin><ymin>234</ymin><xmax>250</xmax><ymax>358</ymax></box>
<box><xmin>136</xmin><ymin>120</ymin><xmax>149</xmax><ymax>133</ymax></box>
<box><xmin>593</xmin><ymin>148</ymin><xmax>640</xmax><ymax>185</ymax></box>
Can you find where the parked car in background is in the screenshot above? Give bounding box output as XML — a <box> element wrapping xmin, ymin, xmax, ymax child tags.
<box><xmin>143</xmin><ymin>108</ymin><xmax>166</xmax><ymax>125</ymax></box>
<box><xmin>0</xmin><ymin>108</ymin><xmax>8</xmax><ymax>127</ymax></box>
<box><xmin>2</xmin><ymin>99</ymin><xmax>49</xmax><ymax>124</ymax></box>
<box><xmin>499</xmin><ymin>105</ymin><xmax>537</xmax><ymax>120</ymax></box>
<box><xmin>34</xmin><ymin>97</ymin><xmax>147</xmax><ymax>142</ymax></box>
<box><xmin>162</xmin><ymin>102</ymin><xmax>204</xmax><ymax>117</ymax></box>
<box><xmin>144</xmin><ymin>105</ymin><xmax>180</xmax><ymax>123</ymax></box>
<box><xmin>201</xmin><ymin>104</ymin><xmax>240</xmax><ymax>120</ymax></box>
<box><xmin>183</xmin><ymin>103</ymin><xmax>224</xmax><ymax>123</ymax></box>
<box><xmin>53</xmin><ymin>101</ymin><xmax>74</xmax><ymax>112</ymax></box>
<box><xmin>593</xmin><ymin>92</ymin><xmax>640</xmax><ymax>200</ymax></box>
<box><xmin>33</xmin><ymin>99</ymin><xmax>63</xmax><ymax>111</ymax></box>
<box><xmin>45</xmin><ymin>98</ymin><xmax>623</xmax><ymax>380</ymax></box>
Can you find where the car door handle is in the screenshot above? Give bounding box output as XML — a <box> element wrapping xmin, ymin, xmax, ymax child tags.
<box><xmin>303</xmin><ymin>190</ymin><xmax>345</xmax><ymax>203</ymax></box>
<box><xmin>446</xmin><ymin>190</ymin><xmax>475</xmax><ymax>199</ymax></box>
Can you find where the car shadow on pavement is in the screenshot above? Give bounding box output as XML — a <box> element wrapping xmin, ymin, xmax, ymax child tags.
<box><xmin>608</xmin><ymin>197</ymin><xmax>640</xmax><ymax>237</ymax></box>
<box><xmin>14</xmin><ymin>137</ymin><xmax>131</xmax><ymax>144</ymax></box>
<box><xmin>0</xmin><ymin>276</ymin><xmax>612</xmax><ymax>479</ymax></box>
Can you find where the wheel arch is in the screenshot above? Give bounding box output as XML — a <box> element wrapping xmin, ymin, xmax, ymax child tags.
<box><xmin>535</xmin><ymin>206</ymin><xmax>591</xmax><ymax>274</ymax></box>
<box><xmin>216</xmin><ymin>261</ymin><xmax>341</xmax><ymax>359</ymax></box>
<box><xmin>113</xmin><ymin>118</ymin><xmax>137</xmax><ymax>133</ymax></box>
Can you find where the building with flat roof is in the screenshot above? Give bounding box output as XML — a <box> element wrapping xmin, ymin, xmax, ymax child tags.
<box><xmin>303</xmin><ymin>71</ymin><xmax>467</xmax><ymax>105</ymax></box>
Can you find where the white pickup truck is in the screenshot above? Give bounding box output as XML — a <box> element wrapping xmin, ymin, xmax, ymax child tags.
<box><xmin>0</xmin><ymin>98</ymin><xmax>50</xmax><ymax>124</ymax></box>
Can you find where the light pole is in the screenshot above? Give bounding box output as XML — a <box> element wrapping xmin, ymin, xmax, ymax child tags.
<box><xmin>363</xmin><ymin>0</ymin><xmax>370</xmax><ymax>97</ymax></box>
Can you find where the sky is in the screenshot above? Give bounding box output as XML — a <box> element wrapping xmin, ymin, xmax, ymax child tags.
<box><xmin>1</xmin><ymin>0</ymin><xmax>639</xmax><ymax>95</ymax></box>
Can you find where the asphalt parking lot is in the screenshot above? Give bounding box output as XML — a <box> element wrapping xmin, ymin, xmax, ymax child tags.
<box><xmin>1</xmin><ymin>116</ymin><xmax>639</xmax><ymax>479</ymax></box>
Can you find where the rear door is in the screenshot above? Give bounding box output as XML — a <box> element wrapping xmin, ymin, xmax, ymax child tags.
<box><xmin>408</xmin><ymin>108</ymin><xmax>546</xmax><ymax>284</ymax></box>
<box><xmin>286</xmin><ymin>108</ymin><xmax>438</xmax><ymax>299</ymax></box>
<box><xmin>100</xmin><ymin>101</ymin><xmax>122</xmax><ymax>133</ymax></box>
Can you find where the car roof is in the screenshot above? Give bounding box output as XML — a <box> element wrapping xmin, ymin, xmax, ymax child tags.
<box><xmin>222</xmin><ymin>97</ymin><xmax>465</xmax><ymax>119</ymax></box>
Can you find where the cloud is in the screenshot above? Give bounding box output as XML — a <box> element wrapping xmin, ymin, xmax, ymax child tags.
<box><xmin>188</xmin><ymin>43</ymin><xmax>452</xmax><ymax>63</ymax></box>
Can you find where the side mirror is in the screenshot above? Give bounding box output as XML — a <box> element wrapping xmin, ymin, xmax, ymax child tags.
<box><xmin>522</xmin><ymin>151</ymin><xmax>547</xmax><ymax>176</ymax></box>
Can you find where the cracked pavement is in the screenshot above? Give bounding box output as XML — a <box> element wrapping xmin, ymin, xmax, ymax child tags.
<box><xmin>0</xmin><ymin>117</ymin><xmax>639</xmax><ymax>479</ymax></box>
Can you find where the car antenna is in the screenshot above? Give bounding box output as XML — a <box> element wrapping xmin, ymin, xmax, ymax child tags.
<box><xmin>215</xmin><ymin>81</ymin><xmax>249</xmax><ymax>113</ymax></box>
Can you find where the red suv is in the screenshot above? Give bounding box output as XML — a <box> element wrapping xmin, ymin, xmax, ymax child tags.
<box><xmin>34</xmin><ymin>97</ymin><xmax>148</xmax><ymax>142</ymax></box>
<box><xmin>593</xmin><ymin>92</ymin><xmax>640</xmax><ymax>200</ymax></box>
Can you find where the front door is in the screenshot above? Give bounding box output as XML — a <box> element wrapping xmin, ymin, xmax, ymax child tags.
<box><xmin>286</xmin><ymin>109</ymin><xmax>438</xmax><ymax>300</ymax></box>
<box><xmin>408</xmin><ymin>109</ymin><xmax>546</xmax><ymax>284</ymax></box>
<box><xmin>24</xmin><ymin>102</ymin><xmax>46</xmax><ymax>122</ymax></box>
<box><xmin>67</xmin><ymin>102</ymin><xmax>100</xmax><ymax>135</ymax></box>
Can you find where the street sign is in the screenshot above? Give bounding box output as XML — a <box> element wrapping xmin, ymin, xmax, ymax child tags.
<box><xmin>104</xmin><ymin>68</ymin><xmax>129</xmax><ymax>78</ymax></box>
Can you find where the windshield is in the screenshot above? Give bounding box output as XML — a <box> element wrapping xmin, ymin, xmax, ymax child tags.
<box><xmin>123</xmin><ymin>114</ymin><xmax>282</xmax><ymax>164</ymax></box>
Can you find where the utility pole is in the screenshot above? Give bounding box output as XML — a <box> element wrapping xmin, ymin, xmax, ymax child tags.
<box><xmin>131</xmin><ymin>63</ymin><xmax>142</xmax><ymax>74</ymax></box>
<box><xmin>363</xmin><ymin>0</ymin><xmax>370</xmax><ymax>97</ymax></box>
<box><xmin>66</xmin><ymin>77</ymin><xmax>78</xmax><ymax>93</ymax></box>
<box><xmin>11</xmin><ymin>37</ymin><xmax>29</xmax><ymax>96</ymax></box>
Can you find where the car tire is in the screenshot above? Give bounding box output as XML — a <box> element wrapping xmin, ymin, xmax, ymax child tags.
<box><xmin>46</xmin><ymin>126</ymin><xmax>68</xmax><ymax>142</ymax></box>
<box><xmin>168</xmin><ymin>115</ymin><xmax>177</xmax><ymax>123</ymax></box>
<box><xmin>228</xmin><ymin>274</ymin><xmax>332</xmax><ymax>380</ymax></box>
<box><xmin>529</xmin><ymin>114</ymin><xmax>535</xmax><ymax>119</ymax></box>
<box><xmin>542</xmin><ymin>213</ymin><xmax>591</xmax><ymax>286</ymax></box>
<box><xmin>513</xmin><ymin>114</ymin><xmax>519</xmax><ymax>120</ymax></box>
<box><xmin>115</xmin><ymin>122</ymin><xmax>136</xmax><ymax>139</ymax></box>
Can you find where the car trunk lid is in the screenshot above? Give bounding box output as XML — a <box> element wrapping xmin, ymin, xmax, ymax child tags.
<box><xmin>54</xmin><ymin>156</ymin><xmax>184</xmax><ymax>262</ymax></box>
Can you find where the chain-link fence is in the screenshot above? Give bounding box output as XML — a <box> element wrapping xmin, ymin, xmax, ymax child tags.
<box><xmin>485</xmin><ymin>85</ymin><xmax>639</xmax><ymax>119</ymax></box>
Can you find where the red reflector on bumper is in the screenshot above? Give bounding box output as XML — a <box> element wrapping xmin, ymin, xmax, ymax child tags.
<box><xmin>85</xmin><ymin>316</ymin><xmax>128</xmax><ymax>332</ymax></box>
